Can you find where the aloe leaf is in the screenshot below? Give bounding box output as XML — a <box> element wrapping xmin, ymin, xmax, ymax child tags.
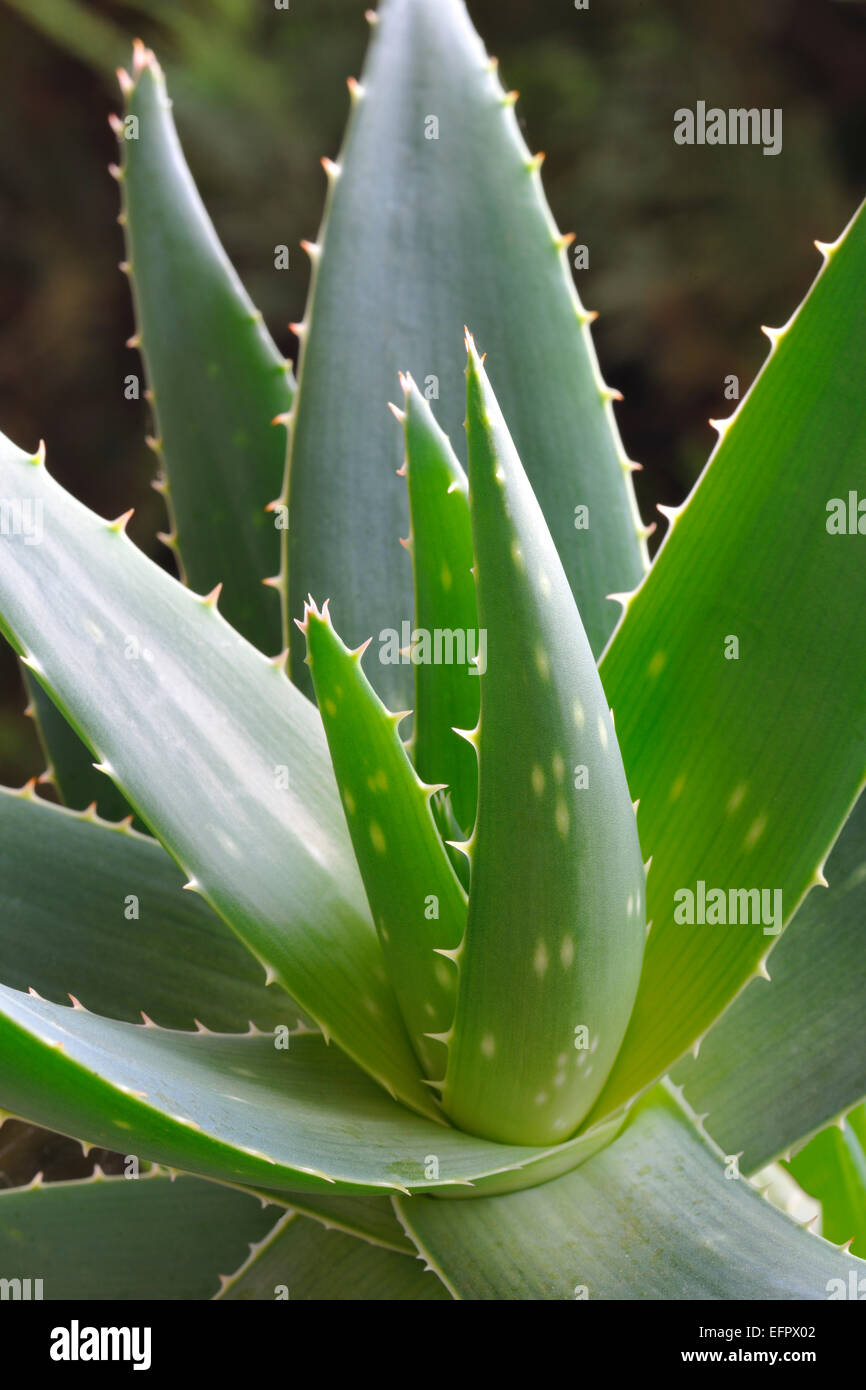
<box><xmin>216</xmin><ymin>1213</ymin><xmax>449</xmax><ymax>1300</ymax></box>
<box><xmin>300</xmin><ymin>599</ymin><xmax>466</xmax><ymax>1078</ymax></box>
<box><xmin>398</xmin><ymin>376</ymin><xmax>479</xmax><ymax>835</ymax></box>
<box><xmin>22</xmin><ymin>672</ymin><xmax>134</xmax><ymax>821</ymax></box>
<box><xmin>0</xmin><ymin>987</ymin><xmax>620</xmax><ymax>1197</ymax></box>
<box><xmin>0</xmin><ymin>434</ymin><xmax>433</xmax><ymax>1120</ymax></box>
<box><xmin>245</xmin><ymin>1190</ymin><xmax>414</xmax><ymax>1255</ymax></box>
<box><xmin>787</xmin><ymin>1105</ymin><xmax>866</xmax><ymax>1256</ymax></box>
<box><xmin>0</xmin><ymin>1170</ymin><xmax>275</xmax><ymax>1300</ymax></box>
<box><xmin>0</xmin><ymin>785</ymin><xmax>308</xmax><ymax>1033</ymax></box>
<box><xmin>395</xmin><ymin>1085</ymin><xmax>866</xmax><ymax>1299</ymax></box>
<box><xmin>116</xmin><ymin>42</ymin><xmax>294</xmax><ymax>652</ymax></box>
<box><xmin>286</xmin><ymin>0</ymin><xmax>645</xmax><ymax>706</ymax></box>
<box><xmin>672</xmin><ymin>793</ymin><xmax>866</xmax><ymax>1173</ymax></box>
<box><xmin>593</xmin><ymin>199</ymin><xmax>866</xmax><ymax>1120</ymax></box>
<box><xmin>439</xmin><ymin>340</ymin><xmax>645</xmax><ymax>1145</ymax></box>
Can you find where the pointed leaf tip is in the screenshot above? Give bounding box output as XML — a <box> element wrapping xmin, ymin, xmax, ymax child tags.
<box><xmin>442</xmin><ymin>342</ymin><xmax>646</xmax><ymax>1143</ymax></box>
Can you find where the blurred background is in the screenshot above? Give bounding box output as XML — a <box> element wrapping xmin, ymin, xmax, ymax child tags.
<box><xmin>0</xmin><ymin>0</ymin><xmax>864</xmax><ymax>1175</ymax></box>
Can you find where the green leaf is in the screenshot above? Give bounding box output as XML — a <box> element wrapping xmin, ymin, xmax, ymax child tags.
<box><xmin>22</xmin><ymin>671</ymin><xmax>134</xmax><ymax>822</ymax></box>
<box><xmin>247</xmin><ymin>1189</ymin><xmax>415</xmax><ymax>1255</ymax></box>
<box><xmin>672</xmin><ymin>792</ymin><xmax>866</xmax><ymax>1172</ymax></box>
<box><xmin>441</xmin><ymin>341</ymin><xmax>645</xmax><ymax>1145</ymax></box>
<box><xmin>0</xmin><ymin>434</ymin><xmax>434</xmax><ymax>1121</ymax></box>
<box><xmin>786</xmin><ymin>1107</ymin><xmax>866</xmax><ymax>1257</ymax></box>
<box><xmin>0</xmin><ymin>785</ymin><xmax>308</xmax><ymax>1033</ymax></box>
<box><xmin>398</xmin><ymin>376</ymin><xmax>479</xmax><ymax>835</ymax></box>
<box><xmin>395</xmin><ymin>1086</ymin><xmax>866</xmax><ymax>1299</ymax></box>
<box><xmin>216</xmin><ymin>1212</ymin><xmax>450</xmax><ymax>1300</ymax></box>
<box><xmin>300</xmin><ymin>598</ymin><xmax>466</xmax><ymax>1078</ymax></box>
<box><xmin>593</xmin><ymin>199</ymin><xmax>866</xmax><ymax>1121</ymax></box>
<box><xmin>0</xmin><ymin>1170</ymin><xmax>275</xmax><ymax>1300</ymax></box>
<box><xmin>117</xmin><ymin>43</ymin><xmax>294</xmax><ymax>653</ymax></box>
<box><xmin>0</xmin><ymin>987</ymin><xmax>621</xmax><ymax>1197</ymax></box>
<box><xmin>286</xmin><ymin>0</ymin><xmax>645</xmax><ymax>706</ymax></box>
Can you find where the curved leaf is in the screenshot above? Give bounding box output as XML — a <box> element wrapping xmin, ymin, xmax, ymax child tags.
<box><xmin>673</xmin><ymin>792</ymin><xmax>866</xmax><ymax>1172</ymax></box>
<box><xmin>395</xmin><ymin>1086</ymin><xmax>866</xmax><ymax>1299</ymax></box>
<box><xmin>116</xmin><ymin>42</ymin><xmax>294</xmax><ymax>652</ymax></box>
<box><xmin>0</xmin><ymin>1170</ymin><xmax>275</xmax><ymax>1300</ymax></box>
<box><xmin>0</xmin><ymin>785</ymin><xmax>307</xmax><ymax>1033</ymax></box>
<box><xmin>594</xmin><ymin>198</ymin><xmax>866</xmax><ymax>1120</ymax></box>
<box><xmin>246</xmin><ymin>1189</ymin><xmax>414</xmax><ymax>1254</ymax></box>
<box><xmin>216</xmin><ymin>1212</ymin><xmax>449</xmax><ymax>1300</ymax></box>
<box><xmin>301</xmin><ymin>598</ymin><xmax>466</xmax><ymax>1078</ymax></box>
<box><xmin>0</xmin><ymin>984</ymin><xmax>620</xmax><ymax>1198</ymax></box>
<box><xmin>0</xmin><ymin>433</ymin><xmax>433</xmax><ymax>1119</ymax></box>
<box><xmin>286</xmin><ymin>0</ymin><xmax>645</xmax><ymax>705</ymax></box>
<box><xmin>441</xmin><ymin>341</ymin><xmax>645</xmax><ymax>1144</ymax></box>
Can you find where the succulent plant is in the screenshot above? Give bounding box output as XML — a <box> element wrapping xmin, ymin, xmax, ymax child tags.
<box><xmin>0</xmin><ymin>0</ymin><xmax>865</xmax><ymax>1302</ymax></box>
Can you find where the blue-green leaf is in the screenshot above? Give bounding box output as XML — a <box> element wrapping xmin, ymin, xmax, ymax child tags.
<box><xmin>286</xmin><ymin>0</ymin><xmax>645</xmax><ymax>705</ymax></box>
<box><xmin>441</xmin><ymin>340</ymin><xmax>645</xmax><ymax>1144</ymax></box>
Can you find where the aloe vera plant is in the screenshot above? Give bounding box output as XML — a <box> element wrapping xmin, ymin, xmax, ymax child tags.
<box><xmin>1</xmin><ymin>0</ymin><xmax>865</xmax><ymax>1302</ymax></box>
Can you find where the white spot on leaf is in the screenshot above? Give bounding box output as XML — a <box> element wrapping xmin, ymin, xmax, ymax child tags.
<box><xmin>727</xmin><ymin>783</ymin><xmax>747</xmax><ymax>814</ymax></box>
<box><xmin>670</xmin><ymin>773</ymin><xmax>686</xmax><ymax>802</ymax></box>
<box><xmin>744</xmin><ymin>814</ymin><xmax>767</xmax><ymax>850</ymax></box>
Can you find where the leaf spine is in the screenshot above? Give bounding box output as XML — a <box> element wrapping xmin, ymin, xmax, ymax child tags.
<box><xmin>107</xmin><ymin>508</ymin><xmax>134</xmax><ymax>534</ymax></box>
